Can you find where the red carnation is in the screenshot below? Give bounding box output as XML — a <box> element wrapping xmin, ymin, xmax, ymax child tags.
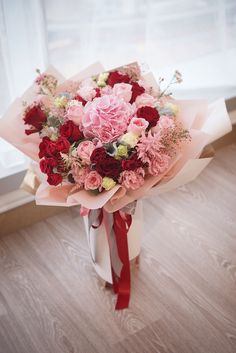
<box><xmin>40</xmin><ymin>157</ymin><xmax>58</xmax><ymax>174</ymax></box>
<box><xmin>90</xmin><ymin>147</ymin><xmax>107</xmax><ymax>163</ymax></box>
<box><xmin>24</xmin><ymin>105</ymin><xmax>47</xmax><ymax>135</ymax></box>
<box><xmin>136</xmin><ymin>106</ymin><xmax>160</xmax><ymax>128</ymax></box>
<box><xmin>95</xmin><ymin>155</ymin><xmax>122</xmax><ymax>180</ymax></box>
<box><xmin>38</xmin><ymin>137</ymin><xmax>58</xmax><ymax>158</ymax></box>
<box><xmin>47</xmin><ymin>173</ymin><xmax>63</xmax><ymax>186</ymax></box>
<box><xmin>121</xmin><ymin>153</ymin><xmax>143</xmax><ymax>171</ymax></box>
<box><xmin>59</xmin><ymin>120</ymin><xmax>83</xmax><ymax>142</ymax></box>
<box><xmin>107</xmin><ymin>71</ymin><xmax>130</xmax><ymax>87</ymax></box>
<box><xmin>95</xmin><ymin>88</ymin><xmax>101</xmax><ymax>97</ymax></box>
<box><xmin>130</xmin><ymin>82</ymin><xmax>145</xmax><ymax>104</ymax></box>
<box><xmin>39</xmin><ymin>137</ymin><xmax>49</xmax><ymax>158</ymax></box>
<box><xmin>46</xmin><ymin>141</ymin><xmax>58</xmax><ymax>157</ymax></box>
<box><xmin>56</xmin><ymin>136</ymin><xmax>70</xmax><ymax>153</ymax></box>
<box><xmin>74</xmin><ymin>94</ymin><xmax>87</xmax><ymax>106</ymax></box>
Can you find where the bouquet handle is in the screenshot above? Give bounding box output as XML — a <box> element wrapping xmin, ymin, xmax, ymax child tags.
<box><xmin>83</xmin><ymin>200</ymin><xmax>143</xmax><ymax>309</ymax></box>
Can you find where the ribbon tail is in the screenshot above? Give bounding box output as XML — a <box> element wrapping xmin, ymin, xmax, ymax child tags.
<box><xmin>113</xmin><ymin>211</ymin><xmax>132</xmax><ymax>310</ymax></box>
<box><xmin>85</xmin><ymin>208</ymin><xmax>133</xmax><ymax>310</ymax></box>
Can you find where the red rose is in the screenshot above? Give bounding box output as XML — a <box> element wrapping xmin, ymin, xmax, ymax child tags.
<box><xmin>59</xmin><ymin>120</ymin><xmax>83</xmax><ymax>142</ymax></box>
<box><xmin>74</xmin><ymin>94</ymin><xmax>87</xmax><ymax>106</ymax></box>
<box><xmin>40</xmin><ymin>157</ymin><xmax>58</xmax><ymax>174</ymax></box>
<box><xmin>95</xmin><ymin>156</ymin><xmax>122</xmax><ymax>180</ymax></box>
<box><xmin>130</xmin><ymin>82</ymin><xmax>145</xmax><ymax>103</ymax></box>
<box><xmin>38</xmin><ymin>137</ymin><xmax>58</xmax><ymax>158</ymax></box>
<box><xmin>56</xmin><ymin>136</ymin><xmax>70</xmax><ymax>153</ymax></box>
<box><xmin>121</xmin><ymin>153</ymin><xmax>143</xmax><ymax>171</ymax></box>
<box><xmin>136</xmin><ymin>106</ymin><xmax>160</xmax><ymax>128</ymax></box>
<box><xmin>107</xmin><ymin>71</ymin><xmax>130</xmax><ymax>87</ymax></box>
<box><xmin>24</xmin><ymin>105</ymin><xmax>47</xmax><ymax>135</ymax></box>
<box><xmin>90</xmin><ymin>147</ymin><xmax>107</xmax><ymax>163</ymax></box>
<box><xmin>47</xmin><ymin>173</ymin><xmax>63</xmax><ymax>186</ymax></box>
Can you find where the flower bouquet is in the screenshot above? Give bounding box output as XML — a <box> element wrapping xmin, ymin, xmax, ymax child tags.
<box><xmin>0</xmin><ymin>62</ymin><xmax>231</xmax><ymax>310</ymax></box>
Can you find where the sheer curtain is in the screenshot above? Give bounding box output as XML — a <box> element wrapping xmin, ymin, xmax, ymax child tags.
<box><xmin>44</xmin><ymin>0</ymin><xmax>236</xmax><ymax>98</ymax></box>
<box><xmin>0</xmin><ymin>0</ymin><xmax>48</xmax><ymax>179</ymax></box>
<box><xmin>0</xmin><ymin>0</ymin><xmax>236</xmax><ymax>181</ymax></box>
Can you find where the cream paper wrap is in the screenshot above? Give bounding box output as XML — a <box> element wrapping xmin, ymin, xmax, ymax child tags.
<box><xmin>0</xmin><ymin>62</ymin><xmax>232</xmax><ymax>283</ymax></box>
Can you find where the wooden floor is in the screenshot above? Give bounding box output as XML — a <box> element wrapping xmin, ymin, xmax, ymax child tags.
<box><xmin>0</xmin><ymin>143</ymin><xmax>236</xmax><ymax>353</ymax></box>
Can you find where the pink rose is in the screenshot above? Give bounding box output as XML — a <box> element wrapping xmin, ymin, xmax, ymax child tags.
<box><xmin>137</xmin><ymin>131</ymin><xmax>164</xmax><ymax>164</ymax></box>
<box><xmin>84</xmin><ymin>171</ymin><xmax>102</xmax><ymax>190</ymax></box>
<box><xmin>112</xmin><ymin>83</ymin><xmax>132</xmax><ymax>103</ymax></box>
<box><xmin>127</xmin><ymin>117</ymin><xmax>149</xmax><ymax>135</ymax></box>
<box><xmin>148</xmin><ymin>153</ymin><xmax>170</xmax><ymax>176</ymax></box>
<box><xmin>81</xmin><ymin>94</ymin><xmax>133</xmax><ymax>143</ymax></box>
<box><xmin>66</xmin><ymin>103</ymin><xmax>84</xmax><ymax>125</ymax></box>
<box><xmin>135</xmin><ymin>93</ymin><xmax>156</xmax><ymax>108</ymax></box>
<box><xmin>158</xmin><ymin>115</ymin><xmax>175</xmax><ymax>129</ymax></box>
<box><xmin>119</xmin><ymin>167</ymin><xmax>145</xmax><ymax>190</ymax></box>
<box><xmin>77</xmin><ymin>140</ymin><xmax>95</xmax><ymax>164</ymax></box>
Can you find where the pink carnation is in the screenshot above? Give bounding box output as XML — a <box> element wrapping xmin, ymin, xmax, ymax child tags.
<box><xmin>112</xmin><ymin>83</ymin><xmax>132</xmax><ymax>103</ymax></box>
<box><xmin>81</xmin><ymin>94</ymin><xmax>133</xmax><ymax>143</ymax></box>
<box><xmin>135</xmin><ymin>93</ymin><xmax>156</xmax><ymax>108</ymax></box>
<box><xmin>77</xmin><ymin>78</ymin><xmax>97</xmax><ymax>101</ymax></box>
<box><xmin>127</xmin><ymin>117</ymin><xmax>149</xmax><ymax>135</ymax></box>
<box><xmin>148</xmin><ymin>153</ymin><xmax>170</xmax><ymax>176</ymax></box>
<box><xmin>66</xmin><ymin>103</ymin><xmax>84</xmax><ymax>125</ymax></box>
<box><xmin>84</xmin><ymin>171</ymin><xmax>102</xmax><ymax>190</ymax></box>
<box><xmin>137</xmin><ymin>131</ymin><xmax>164</xmax><ymax>163</ymax></box>
<box><xmin>119</xmin><ymin>167</ymin><xmax>145</xmax><ymax>190</ymax></box>
<box><xmin>78</xmin><ymin>87</ymin><xmax>96</xmax><ymax>101</ymax></box>
<box><xmin>77</xmin><ymin>140</ymin><xmax>95</xmax><ymax>164</ymax></box>
<box><xmin>71</xmin><ymin>163</ymin><xmax>88</xmax><ymax>187</ymax></box>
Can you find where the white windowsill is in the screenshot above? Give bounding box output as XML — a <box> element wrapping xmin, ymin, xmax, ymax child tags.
<box><xmin>0</xmin><ymin>189</ymin><xmax>34</xmax><ymax>214</ymax></box>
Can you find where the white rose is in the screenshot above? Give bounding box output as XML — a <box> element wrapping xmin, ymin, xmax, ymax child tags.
<box><xmin>119</xmin><ymin>132</ymin><xmax>139</xmax><ymax>148</ymax></box>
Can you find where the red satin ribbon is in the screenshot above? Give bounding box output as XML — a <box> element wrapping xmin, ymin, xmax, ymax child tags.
<box><xmin>88</xmin><ymin>208</ymin><xmax>132</xmax><ymax>310</ymax></box>
<box><xmin>112</xmin><ymin>211</ymin><xmax>132</xmax><ymax>310</ymax></box>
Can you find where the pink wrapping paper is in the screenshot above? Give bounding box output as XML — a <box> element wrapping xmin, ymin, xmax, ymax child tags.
<box><xmin>33</xmin><ymin>98</ymin><xmax>231</xmax><ymax>212</ymax></box>
<box><xmin>0</xmin><ymin>63</ymin><xmax>232</xmax><ymax>212</ymax></box>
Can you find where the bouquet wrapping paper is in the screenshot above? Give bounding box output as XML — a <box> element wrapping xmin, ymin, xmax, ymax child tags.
<box><xmin>0</xmin><ymin>61</ymin><xmax>232</xmax><ymax>309</ymax></box>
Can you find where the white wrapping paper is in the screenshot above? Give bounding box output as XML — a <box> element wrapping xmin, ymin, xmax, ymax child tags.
<box><xmin>83</xmin><ymin>201</ymin><xmax>143</xmax><ymax>283</ymax></box>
